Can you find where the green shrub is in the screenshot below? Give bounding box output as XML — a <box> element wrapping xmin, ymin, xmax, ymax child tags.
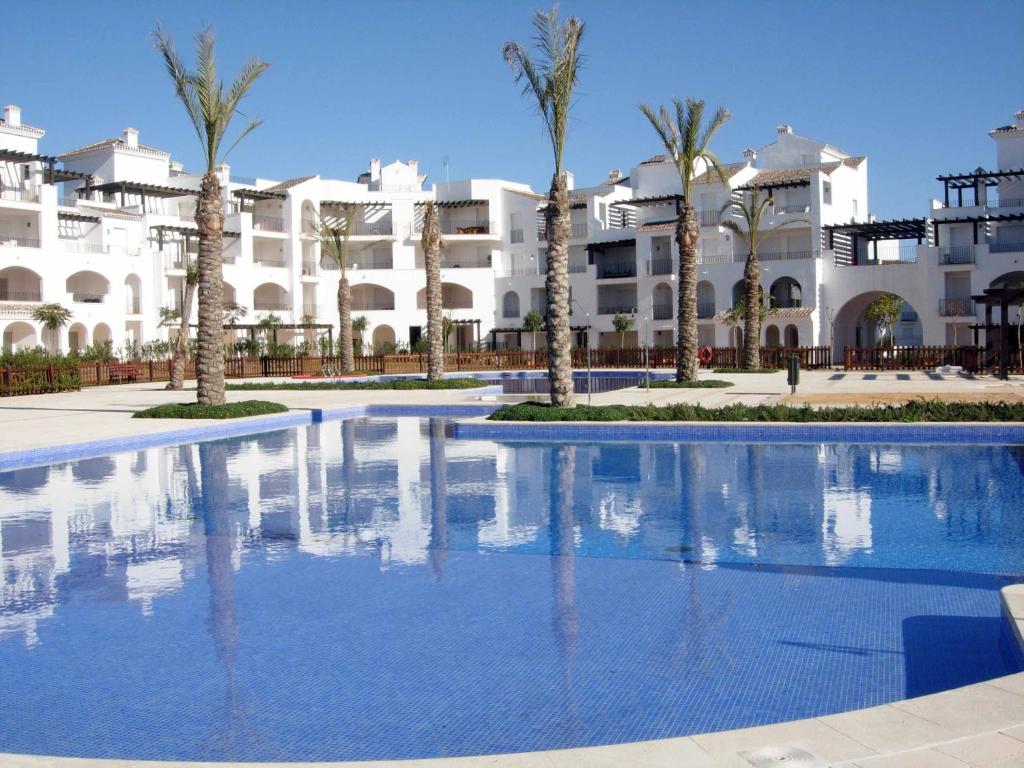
<box><xmin>132</xmin><ymin>400</ymin><xmax>289</xmax><ymax>419</ymax></box>
<box><xmin>712</xmin><ymin>368</ymin><xmax>781</xmax><ymax>374</ymax></box>
<box><xmin>488</xmin><ymin>400</ymin><xmax>1024</xmax><ymax>423</ymax></box>
<box><xmin>648</xmin><ymin>379</ymin><xmax>734</xmax><ymax>389</ymax></box>
<box><xmin>226</xmin><ymin>378</ymin><xmax>486</xmax><ymax>391</ymax></box>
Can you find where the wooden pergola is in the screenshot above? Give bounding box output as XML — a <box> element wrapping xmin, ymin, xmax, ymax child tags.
<box><xmin>0</xmin><ymin>148</ymin><xmax>93</xmax><ymax>185</ymax></box>
<box><xmin>937</xmin><ymin>168</ymin><xmax>1024</xmax><ymax>208</ymax></box>
<box><xmin>970</xmin><ymin>285</ymin><xmax>1024</xmax><ymax>380</ymax></box>
<box><xmin>824</xmin><ymin>218</ymin><xmax>928</xmax><ymax>264</ymax></box>
<box><xmin>193</xmin><ymin>322</ymin><xmax>334</xmax><ymax>349</ymax></box>
<box><xmin>81</xmin><ymin>180</ymin><xmax>196</xmax><ymax>209</ymax></box>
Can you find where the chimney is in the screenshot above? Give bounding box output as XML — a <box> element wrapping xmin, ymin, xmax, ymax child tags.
<box><xmin>123</xmin><ymin>127</ymin><xmax>139</xmax><ymax>148</ymax></box>
<box><xmin>1016</xmin><ymin>109</ymin><xmax>1024</xmax><ymax>127</ymax></box>
<box><xmin>369</xmin><ymin>158</ymin><xmax>381</xmax><ymax>181</ymax></box>
<box><xmin>776</xmin><ymin>124</ymin><xmax>793</xmax><ymax>135</ymax></box>
<box><xmin>743</xmin><ymin>148</ymin><xmax>757</xmax><ymax>165</ymax></box>
<box><xmin>564</xmin><ymin>171</ymin><xmax>574</xmax><ymax>191</ymax></box>
<box><xmin>3</xmin><ymin>104</ymin><xmax>21</xmax><ymax>127</ymax></box>
<box><xmin>607</xmin><ymin>169</ymin><xmax>622</xmax><ymax>184</ymax></box>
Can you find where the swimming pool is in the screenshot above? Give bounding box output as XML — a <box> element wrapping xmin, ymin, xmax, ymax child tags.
<box><xmin>0</xmin><ymin>416</ymin><xmax>1022</xmax><ymax>761</ymax></box>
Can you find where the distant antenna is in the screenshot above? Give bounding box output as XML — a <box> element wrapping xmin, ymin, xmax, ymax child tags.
<box><xmin>442</xmin><ymin>155</ymin><xmax>450</xmax><ymax>193</ymax></box>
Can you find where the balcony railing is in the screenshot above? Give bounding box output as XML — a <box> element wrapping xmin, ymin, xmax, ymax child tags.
<box><xmin>992</xmin><ymin>198</ymin><xmax>1024</xmax><ymax>209</ymax></box>
<box><xmin>939</xmin><ymin>298</ymin><xmax>976</xmax><ymax>317</ymax></box>
<box><xmin>596</xmin><ymin>261</ymin><xmax>636</xmax><ymax>279</ymax></box>
<box><xmin>653</xmin><ymin>303</ymin><xmax>673</xmax><ymax>320</ymax></box>
<box><xmin>352</xmin><ymin>300</ymin><xmax>395</xmax><ymax>311</ymax></box>
<box><xmin>647</xmin><ymin>257</ymin><xmax>673</xmax><ymax>275</ymax></box>
<box><xmin>510</xmin><ymin>228</ymin><xmax>524</xmax><ymax>244</ymax></box>
<box><xmin>939</xmin><ymin>245</ymin><xmax>976</xmax><ymax>264</ymax></box>
<box><xmin>413</xmin><ymin>220</ymin><xmax>495</xmax><ymax>236</ymax></box>
<box><xmin>697</xmin><ymin>301</ymin><xmax>716</xmax><ymax>319</ymax></box>
<box><xmin>571</xmin><ymin>222</ymin><xmax>587</xmax><ymax>238</ymax></box>
<box><xmin>0</xmin><ymin>290</ymin><xmax>42</xmax><ymax>302</ymax></box>
<box><xmin>774</xmin><ymin>203</ymin><xmax>811</xmax><ymax>215</ymax></box>
<box><xmin>503</xmin><ymin>265</ymin><xmax>541</xmax><ymax>277</ymax></box>
<box><xmin>597</xmin><ymin>303</ymin><xmax>638</xmax><ymax>315</ymax></box>
<box><xmin>253</xmin><ymin>302</ymin><xmax>290</xmax><ymax>312</ymax></box>
<box><xmin>569</xmin><ymin>262</ymin><xmax>587</xmax><ymax>274</ymax></box>
<box><xmin>502</xmin><ymin>308</ymin><xmax>520</xmax><ymax>319</ymax></box>
<box><xmin>253</xmin><ymin>215</ymin><xmax>285</xmax><ymax>232</ymax></box>
<box><xmin>990</xmin><ymin>241</ymin><xmax>1024</xmax><ymax>254</ymax></box>
<box><xmin>699</xmin><ymin>209</ymin><xmax>721</xmax><ymax>226</ymax></box>
<box><xmin>63</xmin><ymin>240</ymin><xmax>107</xmax><ymax>254</ymax></box>
<box><xmin>72</xmin><ymin>293</ymin><xmax>106</xmax><ymax>304</ymax></box>
<box><xmin>758</xmin><ymin>249</ymin><xmax>818</xmax><ymax>262</ymax></box>
<box><xmin>0</xmin><ymin>185</ymin><xmax>39</xmax><ymax>203</ymax></box>
<box><xmin>441</xmin><ymin>254</ymin><xmax>490</xmax><ymax>269</ymax></box>
<box><xmin>0</xmin><ymin>237</ymin><xmax>40</xmax><ymax>249</ymax></box>
<box><xmin>696</xmin><ymin>251</ymin><xmax>734</xmax><ymax>265</ymax></box>
<box><xmin>254</xmin><ymin>255</ymin><xmax>288</xmax><ymax>268</ymax></box>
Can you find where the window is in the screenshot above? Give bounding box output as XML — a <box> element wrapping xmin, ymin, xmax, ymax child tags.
<box><xmin>822</xmin><ymin>181</ymin><xmax>831</xmax><ymax>206</ymax></box>
<box><xmin>852</xmin><ymin>199</ymin><xmax>859</xmax><ymax>219</ymax></box>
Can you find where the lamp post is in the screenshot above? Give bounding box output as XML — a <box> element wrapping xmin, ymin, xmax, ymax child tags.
<box><xmin>573</xmin><ymin>298</ymin><xmax>592</xmax><ymax>406</ymax></box>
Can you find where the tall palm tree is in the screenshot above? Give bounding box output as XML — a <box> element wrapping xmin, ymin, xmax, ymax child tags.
<box><xmin>719</xmin><ymin>191</ymin><xmax>773</xmax><ymax>370</ymax></box>
<box><xmin>314</xmin><ymin>205</ymin><xmax>358</xmax><ymax>372</ymax></box>
<box><xmin>421</xmin><ymin>201</ymin><xmax>444</xmax><ymax>380</ymax></box>
<box><xmin>504</xmin><ymin>6</ymin><xmax>585</xmax><ymax>408</ymax></box>
<box><xmin>639</xmin><ymin>98</ymin><xmax>730</xmax><ymax>381</ymax></box>
<box><xmin>31</xmin><ymin>303</ymin><xmax>72</xmax><ymax>353</ymax></box>
<box><xmin>163</xmin><ymin>259</ymin><xmax>199</xmax><ymax>389</ymax></box>
<box><xmin>153</xmin><ymin>25</ymin><xmax>269</xmax><ymax>405</ymax></box>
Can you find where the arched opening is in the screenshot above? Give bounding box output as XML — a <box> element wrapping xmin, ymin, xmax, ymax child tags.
<box><xmin>731</xmin><ymin>280</ymin><xmax>745</xmax><ymax>308</ymax></box>
<box><xmin>653</xmin><ymin>282</ymin><xmax>673</xmax><ymax>320</ymax></box>
<box><xmin>502</xmin><ymin>290</ymin><xmax>520</xmax><ymax>319</ymax></box>
<box><xmin>68</xmin><ymin>322</ymin><xmax>88</xmax><ymax>352</ymax></box>
<box><xmin>769</xmin><ymin>277</ymin><xmax>802</xmax><ymax>308</ymax></box>
<box><xmin>2</xmin><ymin>321</ymin><xmax>37</xmax><ymax>352</ymax></box>
<box><xmin>222</xmin><ymin>281</ymin><xmax>238</xmax><ymax>305</ymax></box>
<box><xmin>991</xmin><ymin>271</ymin><xmax>1024</xmax><ymax>290</ymax></box>
<box><xmin>65</xmin><ymin>270</ymin><xmax>110</xmax><ymax>304</ymax></box>
<box><xmin>124</xmin><ymin>274</ymin><xmax>142</xmax><ymax>315</ymax></box>
<box><xmin>253</xmin><ymin>282</ymin><xmax>290</xmax><ymax>312</ymax></box>
<box><xmin>697</xmin><ymin>280</ymin><xmax>716</xmax><ymax>318</ymax></box>
<box><xmin>417</xmin><ymin>282</ymin><xmax>473</xmax><ymax>310</ymax></box>
<box><xmin>833</xmin><ymin>291</ymin><xmax>923</xmax><ymax>355</ymax></box>
<box><xmin>371</xmin><ymin>324</ymin><xmax>396</xmax><ymax>352</ymax></box>
<box><xmin>92</xmin><ymin>323</ymin><xmax>112</xmax><ymax>345</ymax></box>
<box><xmin>301</xmin><ymin>200</ymin><xmax>318</xmax><ymax>234</ymax></box>
<box><xmin>765</xmin><ymin>325</ymin><xmax>780</xmax><ymax>347</ymax></box>
<box><xmin>352</xmin><ymin>283</ymin><xmax>395</xmax><ymax>311</ymax></box>
<box><xmin>785</xmin><ymin>324</ymin><xmax>799</xmax><ymax>347</ymax></box>
<box><xmin>0</xmin><ymin>266</ymin><xmax>42</xmax><ymax>302</ymax></box>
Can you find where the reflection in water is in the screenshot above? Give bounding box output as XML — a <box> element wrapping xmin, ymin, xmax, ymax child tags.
<box><xmin>549</xmin><ymin>444</ymin><xmax>579</xmax><ymax>732</ymax></box>
<box><xmin>428</xmin><ymin>418</ymin><xmax>448</xmax><ymax>582</ymax></box>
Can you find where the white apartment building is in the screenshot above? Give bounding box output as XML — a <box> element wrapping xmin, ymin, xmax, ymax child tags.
<box><xmin>1</xmin><ymin>103</ymin><xmax>1021</xmax><ymax>358</ymax></box>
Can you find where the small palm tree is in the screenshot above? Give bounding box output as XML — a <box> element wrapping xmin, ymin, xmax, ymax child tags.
<box><xmin>612</xmin><ymin>313</ymin><xmax>634</xmax><ymax>349</ymax></box>
<box><xmin>161</xmin><ymin>259</ymin><xmax>198</xmax><ymax>389</ymax></box>
<box><xmin>313</xmin><ymin>206</ymin><xmax>358</xmax><ymax>372</ymax></box>
<box><xmin>421</xmin><ymin>201</ymin><xmax>444</xmax><ymax>379</ymax></box>
<box><xmin>504</xmin><ymin>6</ymin><xmax>585</xmax><ymax>408</ymax></box>
<box><xmin>31</xmin><ymin>303</ymin><xmax>72</xmax><ymax>353</ymax></box>
<box><xmin>153</xmin><ymin>25</ymin><xmax>269</xmax><ymax>405</ymax></box>
<box><xmin>351</xmin><ymin>315</ymin><xmax>368</xmax><ymax>356</ymax></box>
<box><xmin>639</xmin><ymin>97</ymin><xmax>730</xmax><ymax>381</ymax></box>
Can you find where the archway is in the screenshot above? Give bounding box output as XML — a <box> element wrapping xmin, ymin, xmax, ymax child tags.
<box><xmin>124</xmin><ymin>274</ymin><xmax>142</xmax><ymax>314</ymax></box>
<box><xmin>770</xmin><ymin>277</ymin><xmax>802</xmax><ymax>308</ymax></box>
<box><xmin>301</xmin><ymin>200</ymin><xmax>318</xmax><ymax>234</ymax></box>
<box><xmin>731</xmin><ymin>280</ymin><xmax>745</xmax><ymax>308</ymax></box>
<box><xmin>371</xmin><ymin>324</ymin><xmax>396</xmax><ymax>352</ymax></box>
<box><xmin>785</xmin><ymin>324</ymin><xmax>799</xmax><ymax>347</ymax></box>
<box><xmin>253</xmin><ymin>282</ymin><xmax>290</xmax><ymax>312</ymax></box>
<box><xmin>65</xmin><ymin>270</ymin><xmax>109</xmax><ymax>304</ymax></box>
<box><xmin>833</xmin><ymin>291</ymin><xmax>922</xmax><ymax>355</ymax></box>
<box><xmin>352</xmin><ymin>283</ymin><xmax>395</xmax><ymax>311</ymax></box>
<box><xmin>765</xmin><ymin>325</ymin><xmax>780</xmax><ymax>347</ymax></box>
<box><xmin>697</xmin><ymin>280</ymin><xmax>716</xmax><ymax>317</ymax></box>
<box><xmin>68</xmin><ymin>322</ymin><xmax>88</xmax><ymax>352</ymax></box>
<box><xmin>502</xmin><ymin>290</ymin><xmax>520</xmax><ymax>319</ymax></box>
<box><xmin>0</xmin><ymin>266</ymin><xmax>42</xmax><ymax>302</ymax></box>
<box><xmin>93</xmin><ymin>323</ymin><xmax>112</xmax><ymax>345</ymax></box>
<box><xmin>416</xmin><ymin>282</ymin><xmax>473</xmax><ymax>310</ymax></box>
<box><xmin>2</xmin><ymin>321</ymin><xmax>37</xmax><ymax>352</ymax></box>
<box><xmin>653</xmin><ymin>282</ymin><xmax>673</xmax><ymax>320</ymax></box>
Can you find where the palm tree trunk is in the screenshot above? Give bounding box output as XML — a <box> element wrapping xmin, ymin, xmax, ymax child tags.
<box><xmin>337</xmin><ymin>274</ymin><xmax>354</xmax><ymax>373</ymax></box>
<box><xmin>742</xmin><ymin>253</ymin><xmax>761</xmax><ymax>370</ymax></box>
<box><xmin>423</xmin><ymin>203</ymin><xmax>445</xmax><ymax>380</ymax></box>
<box><xmin>675</xmin><ymin>204</ymin><xmax>699</xmax><ymax>381</ymax></box>
<box><xmin>545</xmin><ymin>173</ymin><xmax>575</xmax><ymax>407</ymax></box>
<box><xmin>168</xmin><ymin>281</ymin><xmax>196</xmax><ymax>390</ymax></box>
<box><xmin>195</xmin><ymin>172</ymin><xmax>226</xmax><ymax>406</ymax></box>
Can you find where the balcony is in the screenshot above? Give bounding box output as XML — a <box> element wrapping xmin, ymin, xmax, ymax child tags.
<box><xmin>596</xmin><ymin>260</ymin><xmax>636</xmax><ymax>279</ymax></box>
<box><xmin>568</xmin><ymin>261</ymin><xmax>587</xmax><ymax>274</ymax></box>
<box><xmin>991</xmin><ymin>198</ymin><xmax>1024</xmax><ymax>209</ymax></box>
<box><xmin>571</xmin><ymin>222</ymin><xmax>587</xmax><ymax>238</ymax></box>
<box><xmin>939</xmin><ymin>245</ymin><xmax>976</xmax><ymax>264</ymax></box>
<box><xmin>699</xmin><ymin>209</ymin><xmax>720</xmax><ymax>226</ymax></box>
<box><xmin>72</xmin><ymin>293</ymin><xmax>106</xmax><ymax>304</ymax></box>
<box><xmin>597</xmin><ymin>303</ymin><xmax>637</xmax><ymax>315</ymax></box>
<box><xmin>939</xmin><ymin>298</ymin><xmax>976</xmax><ymax>317</ymax></box>
<box><xmin>697</xmin><ymin>301</ymin><xmax>716</xmax><ymax>319</ymax></box>
<box><xmin>647</xmin><ymin>258</ymin><xmax>673</xmax><ymax>275</ymax></box>
<box><xmin>442</xmin><ymin>253</ymin><xmax>491</xmax><ymax>269</ymax></box>
<box><xmin>0</xmin><ymin>236</ymin><xmax>40</xmax><ymax>249</ymax></box>
<box><xmin>990</xmin><ymin>241</ymin><xmax>1024</xmax><ymax>254</ymax></box>
<box><xmin>774</xmin><ymin>203</ymin><xmax>811</xmax><ymax>215</ymax></box>
<box><xmin>125</xmin><ymin>298</ymin><xmax>141</xmax><ymax>314</ymax></box>
<box><xmin>0</xmin><ymin>290</ymin><xmax>42</xmax><ymax>302</ymax></box>
<box><xmin>653</xmin><ymin>303</ymin><xmax>672</xmax><ymax>320</ymax></box>
<box><xmin>696</xmin><ymin>251</ymin><xmax>734</xmax><ymax>265</ymax></box>
<box><xmin>0</xmin><ymin>185</ymin><xmax>39</xmax><ymax>203</ymax></box>
<box><xmin>253</xmin><ymin>215</ymin><xmax>286</xmax><ymax>233</ymax></box>
<box><xmin>413</xmin><ymin>220</ymin><xmax>495</xmax><ymax>237</ymax></box>
<box><xmin>253</xmin><ymin>301</ymin><xmax>290</xmax><ymax>312</ymax></box>
<box><xmin>758</xmin><ymin>249</ymin><xmax>818</xmax><ymax>262</ymax></box>
<box><xmin>63</xmin><ymin>240</ymin><xmax>107</xmax><ymax>255</ymax></box>
<box><xmin>254</xmin><ymin>254</ymin><xmax>288</xmax><ymax>268</ymax></box>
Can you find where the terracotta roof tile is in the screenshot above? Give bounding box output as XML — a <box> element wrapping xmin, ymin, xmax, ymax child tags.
<box><xmin>263</xmin><ymin>175</ymin><xmax>316</xmax><ymax>192</ymax></box>
<box><xmin>640</xmin><ymin>154</ymin><xmax>667</xmax><ymax>165</ymax></box>
<box><xmin>693</xmin><ymin>162</ymin><xmax>748</xmax><ymax>185</ymax></box>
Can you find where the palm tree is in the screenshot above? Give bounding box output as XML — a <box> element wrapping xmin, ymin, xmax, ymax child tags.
<box><xmin>718</xmin><ymin>191</ymin><xmax>773</xmax><ymax>369</ymax></box>
<box><xmin>421</xmin><ymin>201</ymin><xmax>444</xmax><ymax>380</ymax></box>
<box><xmin>153</xmin><ymin>25</ymin><xmax>269</xmax><ymax>405</ymax></box>
<box><xmin>351</xmin><ymin>315</ymin><xmax>368</xmax><ymax>356</ymax></box>
<box><xmin>504</xmin><ymin>6</ymin><xmax>585</xmax><ymax>408</ymax></box>
<box><xmin>31</xmin><ymin>303</ymin><xmax>72</xmax><ymax>353</ymax></box>
<box><xmin>313</xmin><ymin>205</ymin><xmax>358</xmax><ymax>372</ymax></box>
<box><xmin>638</xmin><ymin>97</ymin><xmax>730</xmax><ymax>381</ymax></box>
<box><xmin>160</xmin><ymin>259</ymin><xmax>199</xmax><ymax>389</ymax></box>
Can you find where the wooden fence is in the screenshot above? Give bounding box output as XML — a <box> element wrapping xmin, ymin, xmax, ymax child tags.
<box><xmin>841</xmin><ymin>346</ymin><xmax>1019</xmax><ymax>372</ymax></box>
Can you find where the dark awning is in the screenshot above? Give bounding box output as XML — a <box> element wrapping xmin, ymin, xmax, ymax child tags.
<box><xmin>824</xmin><ymin>218</ymin><xmax>928</xmax><ymax>241</ymax></box>
<box><xmin>232</xmin><ymin>188</ymin><xmax>285</xmax><ymax>201</ymax></box>
<box><xmin>586</xmin><ymin>238</ymin><xmax>636</xmax><ymax>254</ymax></box>
<box><xmin>58</xmin><ymin>210</ymin><xmax>101</xmax><ymax>224</ymax></box>
<box><xmin>610</xmin><ymin>194</ymin><xmax>683</xmax><ymax>208</ymax></box>
<box><xmin>933</xmin><ymin>212</ymin><xmax>1024</xmax><ymax>225</ymax></box>
<box><xmin>415</xmin><ymin>199</ymin><xmax>487</xmax><ymax>208</ymax></box>
<box><xmin>85</xmin><ymin>181</ymin><xmax>197</xmax><ymax>198</ymax></box>
<box><xmin>150</xmin><ymin>224</ymin><xmax>240</xmax><ymax>238</ymax></box>
<box><xmin>937</xmin><ymin>168</ymin><xmax>1024</xmax><ymax>188</ymax></box>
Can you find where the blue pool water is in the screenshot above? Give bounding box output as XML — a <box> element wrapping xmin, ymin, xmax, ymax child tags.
<box><xmin>0</xmin><ymin>417</ymin><xmax>1022</xmax><ymax>761</ymax></box>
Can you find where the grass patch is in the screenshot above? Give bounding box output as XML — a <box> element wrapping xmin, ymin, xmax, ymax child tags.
<box><xmin>227</xmin><ymin>378</ymin><xmax>486</xmax><ymax>391</ymax></box>
<box><xmin>712</xmin><ymin>368</ymin><xmax>781</xmax><ymax>374</ymax></box>
<box><xmin>133</xmin><ymin>400</ymin><xmax>289</xmax><ymax>419</ymax></box>
<box><xmin>648</xmin><ymin>379</ymin><xmax>734</xmax><ymax>389</ymax></box>
<box><xmin>488</xmin><ymin>400</ymin><xmax>1024</xmax><ymax>423</ymax></box>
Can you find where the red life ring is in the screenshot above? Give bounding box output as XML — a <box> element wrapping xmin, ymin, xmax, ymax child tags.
<box><xmin>698</xmin><ymin>345</ymin><xmax>714</xmax><ymax>365</ymax></box>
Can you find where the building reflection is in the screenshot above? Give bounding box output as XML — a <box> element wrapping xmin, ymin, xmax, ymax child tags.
<box><xmin>2</xmin><ymin>421</ymin><xmax>1024</xmax><ymax>647</ymax></box>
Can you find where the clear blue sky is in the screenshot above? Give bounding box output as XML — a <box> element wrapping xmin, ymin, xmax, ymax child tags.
<box><xmin>3</xmin><ymin>0</ymin><xmax>1021</xmax><ymax>217</ymax></box>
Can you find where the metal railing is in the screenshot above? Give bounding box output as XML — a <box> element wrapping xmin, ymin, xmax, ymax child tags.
<box><xmin>568</xmin><ymin>262</ymin><xmax>588</xmax><ymax>274</ymax></box>
<box><xmin>351</xmin><ymin>300</ymin><xmax>395</xmax><ymax>311</ymax></box>
<box><xmin>938</xmin><ymin>298</ymin><xmax>976</xmax><ymax>317</ymax></box>
<box><xmin>699</xmin><ymin>209</ymin><xmax>721</xmax><ymax>226</ymax></box>
<box><xmin>63</xmin><ymin>241</ymin><xmax>107</xmax><ymax>254</ymax></box>
<box><xmin>0</xmin><ymin>237</ymin><xmax>40</xmax><ymax>249</ymax></box>
<box><xmin>253</xmin><ymin>215</ymin><xmax>285</xmax><ymax>232</ymax></box>
<box><xmin>503</xmin><ymin>265</ymin><xmax>541</xmax><ymax>277</ymax></box>
<box><xmin>653</xmin><ymin>303</ymin><xmax>672</xmax><ymax>320</ymax></box>
<box><xmin>0</xmin><ymin>186</ymin><xmax>38</xmax><ymax>203</ymax></box>
<box><xmin>254</xmin><ymin>255</ymin><xmax>288</xmax><ymax>268</ymax></box>
<box><xmin>441</xmin><ymin>254</ymin><xmax>490</xmax><ymax>269</ymax></box>
<box><xmin>990</xmin><ymin>241</ymin><xmax>1024</xmax><ymax>254</ymax></box>
<box><xmin>571</xmin><ymin>222</ymin><xmax>587</xmax><ymax>238</ymax></box>
<box><xmin>413</xmin><ymin>220</ymin><xmax>494</xmax><ymax>236</ymax></box>
<box><xmin>992</xmin><ymin>198</ymin><xmax>1024</xmax><ymax>209</ymax></box>
<box><xmin>697</xmin><ymin>301</ymin><xmax>716</xmax><ymax>319</ymax></box>
<box><xmin>939</xmin><ymin>245</ymin><xmax>975</xmax><ymax>264</ymax></box>
<box><xmin>759</xmin><ymin>249</ymin><xmax>818</xmax><ymax>262</ymax></box>
<box><xmin>502</xmin><ymin>308</ymin><xmax>520</xmax><ymax>319</ymax></box>
<box><xmin>647</xmin><ymin>257</ymin><xmax>673</xmax><ymax>275</ymax></box>
<box><xmin>597</xmin><ymin>303</ymin><xmax>637</xmax><ymax>315</ymax></box>
<box><xmin>696</xmin><ymin>251</ymin><xmax>734</xmax><ymax>265</ymax></box>
<box><xmin>253</xmin><ymin>302</ymin><xmax>291</xmax><ymax>312</ymax></box>
<box><xmin>0</xmin><ymin>290</ymin><xmax>42</xmax><ymax>302</ymax></box>
<box><xmin>72</xmin><ymin>293</ymin><xmax>106</xmax><ymax>304</ymax></box>
<box><xmin>596</xmin><ymin>261</ymin><xmax>636</xmax><ymax>279</ymax></box>
<box><xmin>775</xmin><ymin>203</ymin><xmax>811</xmax><ymax>215</ymax></box>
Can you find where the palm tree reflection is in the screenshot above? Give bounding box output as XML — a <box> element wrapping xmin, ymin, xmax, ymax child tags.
<box><xmin>549</xmin><ymin>444</ymin><xmax>580</xmax><ymax>730</ymax></box>
<box><xmin>428</xmin><ymin>418</ymin><xmax>448</xmax><ymax>582</ymax></box>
